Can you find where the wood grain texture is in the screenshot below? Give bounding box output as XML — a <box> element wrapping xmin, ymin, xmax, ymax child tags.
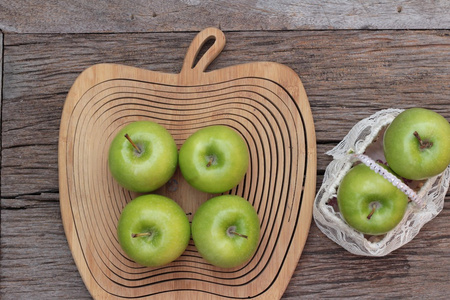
<box><xmin>2</xmin><ymin>189</ymin><xmax>449</xmax><ymax>299</ymax></box>
<box><xmin>1</xmin><ymin>30</ymin><xmax>450</xmax><ymax>299</ymax></box>
<box><xmin>0</xmin><ymin>0</ymin><xmax>450</xmax><ymax>33</ymax></box>
<box><xmin>2</xmin><ymin>30</ymin><xmax>450</xmax><ymax>197</ymax></box>
<box><xmin>1</xmin><ymin>30</ymin><xmax>3</xmax><ymax>161</ymax></box>
<box><xmin>58</xmin><ymin>28</ymin><xmax>316</xmax><ymax>299</ymax></box>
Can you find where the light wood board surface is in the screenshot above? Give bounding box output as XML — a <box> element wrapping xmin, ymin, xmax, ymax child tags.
<box><xmin>58</xmin><ymin>28</ymin><xmax>316</xmax><ymax>299</ymax></box>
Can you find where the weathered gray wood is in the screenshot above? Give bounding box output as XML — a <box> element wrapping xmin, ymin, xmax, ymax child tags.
<box><xmin>2</xmin><ymin>30</ymin><xmax>450</xmax><ymax>198</ymax></box>
<box><xmin>1</xmin><ymin>191</ymin><xmax>449</xmax><ymax>299</ymax></box>
<box><xmin>1</xmin><ymin>201</ymin><xmax>91</xmax><ymax>300</ymax></box>
<box><xmin>0</xmin><ymin>0</ymin><xmax>449</xmax><ymax>33</ymax></box>
<box><xmin>287</xmin><ymin>197</ymin><xmax>450</xmax><ymax>300</ymax></box>
<box><xmin>0</xmin><ymin>30</ymin><xmax>2</xmax><ymax>97</ymax></box>
<box><xmin>1</xmin><ymin>30</ymin><xmax>450</xmax><ymax>299</ymax></box>
<box><xmin>0</xmin><ymin>31</ymin><xmax>2</xmax><ymax>212</ymax></box>
<box><xmin>0</xmin><ymin>30</ymin><xmax>3</xmax><ymax>162</ymax></box>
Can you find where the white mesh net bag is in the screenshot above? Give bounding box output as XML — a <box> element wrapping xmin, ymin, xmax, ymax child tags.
<box><xmin>313</xmin><ymin>108</ymin><xmax>450</xmax><ymax>256</ymax></box>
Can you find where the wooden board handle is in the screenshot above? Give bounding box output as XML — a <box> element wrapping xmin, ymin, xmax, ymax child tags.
<box><xmin>181</xmin><ymin>27</ymin><xmax>226</xmax><ymax>75</ymax></box>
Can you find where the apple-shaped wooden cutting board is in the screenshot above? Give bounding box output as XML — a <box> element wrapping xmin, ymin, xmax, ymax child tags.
<box><xmin>59</xmin><ymin>27</ymin><xmax>317</xmax><ymax>299</ymax></box>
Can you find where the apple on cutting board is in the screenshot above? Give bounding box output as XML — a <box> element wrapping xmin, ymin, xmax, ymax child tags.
<box><xmin>179</xmin><ymin>125</ymin><xmax>249</xmax><ymax>194</ymax></box>
<box><xmin>108</xmin><ymin>120</ymin><xmax>178</xmax><ymax>193</ymax></box>
<box><xmin>191</xmin><ymin>195</ymin><xmax>260</xmax><ymax>268</ymax></box>
<box><xmin>117</xmin><ymin>194</ymin><xmax>191</xmax><ymax>267</ymax></box>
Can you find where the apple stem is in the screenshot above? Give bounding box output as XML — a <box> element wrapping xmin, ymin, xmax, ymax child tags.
<box><xmin>125</xmin><ymin>134</ymin><xmax>142</xmax><ymax>154</ymax></box>
<box><xmin>227</xmin><ymin>226</ymin><xmax>248</xmax><ymax>238</ymax></box>
<box><xmin>229</xmin><ymin>231</ymin><xmax>248</xmax><ymax>239</ymax></box>
<box><xmin>132</xmin><ymin>232</ymin><xmax>152</xmax><ymax>238</ymax></box>
<box><xmin>413</xmin><ymin>131</ymin><xmax>433</xmax><ymax>150</ymax></box>
<box><xmin>367</xmin><ymin>205</ymin><xmax>377</xmax><ymax>220</ymax></box>
<box><xmin>206</xmin><ymin>156</ymin><xmax>214</xmax><ymax>167</ymax></box>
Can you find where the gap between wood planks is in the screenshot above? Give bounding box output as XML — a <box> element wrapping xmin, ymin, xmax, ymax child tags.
<box><xmin>1</xmin><ymin>29</ymin><xmax>4</xmax><ymax>241</ymax></box>
<box><xmin>1</xmin><ymin>29</ymin><xmax>4</xmax><ymax>203</ymax></box>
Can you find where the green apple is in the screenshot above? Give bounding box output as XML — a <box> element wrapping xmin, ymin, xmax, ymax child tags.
<box><xmin>191</xmin><ymin>195</ymin><xmax>260</xmax><ymax>268</ymax></box>
<box><xmin>117</xmin><ymin>194</ymin><xmax>190</xmax><ymax>267</ymax></box>
<box><xmin>383</xmin><ymin>108</ymin><xmax>450</xmax><ymax>180</ymax></box>
<box><xmin>108</xmin><ymin>121</ymin><xmax>178</xmax><ymax>193</ymax></box>
<box><xmin>337</xmin><ymin>164</ymin><xmax>408</xmax><ymax>235</ymax></box>
<box><xmin>179</xmin><ymin>125</ymin><xmax>249</xmax><ymax>193</ymax></box>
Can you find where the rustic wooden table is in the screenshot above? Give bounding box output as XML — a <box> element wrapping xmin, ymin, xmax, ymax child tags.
<box><xmin>1</xmin><ymin>1</ymin><xmax>449</xmax><ymax>299</ymax></box>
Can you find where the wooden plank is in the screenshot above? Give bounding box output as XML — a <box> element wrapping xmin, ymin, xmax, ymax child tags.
<box><xmin>1</xmin><ymin>30</ymin><xmax>450</xmax><ymax>298</ymax></box>
<box><xmin>1</xmin><ymin>30</ymin><xmax>3</xmax><ymax>145</ymax></box>
<box><xmin>288</xmin><ymin>197</ymin><xmax>450</xmax><ymax>299</ymax></box>
<box><xmin>0</xmin><ymin>0</ymin><xmax>449</xmax><ymax>33</ymax></box>
<box><xmin>0</xmin><ymin>30</ymin><xmax>3</xmax><ymax>158</ymax></box>
<box><xmin>1</xmin><ymin>201</ymin><xmax>91</xmax><ymax>300</ymax></box>
<box><xmin>1</xmin><ymin>190</ymin><xmax>449</xmax><ymax>299</ymax></box>
<box><xmin>2</xmin><ymin>30</ymin><xmax>449</xmax><ymax>198</ymax></box>
<box><xmin>0</xmin><ymin>30</ymin><xmax>2</xmax><ymax>99</ymax></box>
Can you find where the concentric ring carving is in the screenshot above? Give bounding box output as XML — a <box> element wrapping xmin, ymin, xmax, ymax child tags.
<box><xmin>59</xmin><ymin>28</ymin><xmax>316</xmax><ymax>300</ymax></box>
